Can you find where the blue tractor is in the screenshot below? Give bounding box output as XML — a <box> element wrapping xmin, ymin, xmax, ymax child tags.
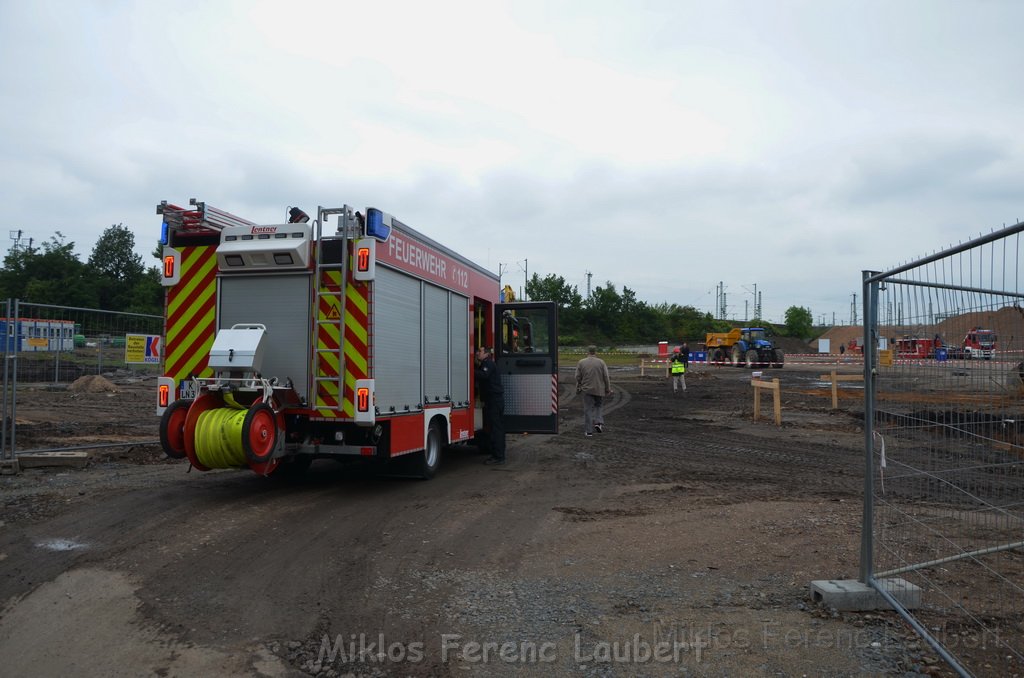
<box><xmin>705</xmin><ymin>327</ymin><xmax>784</xmax><ymax>368</ymax></box>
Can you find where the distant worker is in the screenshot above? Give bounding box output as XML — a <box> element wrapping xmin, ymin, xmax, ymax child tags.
<box><xmin>670</xmin><ymin>347</ymin><xmax>686</xmax><ymax>392</ymax></box>
<box><xmin>671</xmin><ymin>344</ymin><xmax>688</xmax><ymax>393</ymax></box>
<box><xmin>575</xmin><ymin>345</ymin><xmax>612</xmax><ymax>437</ymax></box>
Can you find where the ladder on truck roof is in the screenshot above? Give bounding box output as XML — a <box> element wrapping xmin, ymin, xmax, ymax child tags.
<box><xmin>312</xmin><ymin>206</ymin><xmax>362</xmax><ymax>414</ymax></box>
<box><xmin>157</xmin><ymin>198</ymin><xmax>256</xmax><ymax>233</ymax></box>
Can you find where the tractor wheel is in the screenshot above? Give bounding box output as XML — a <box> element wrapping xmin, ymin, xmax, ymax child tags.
<box><xmin>773</xmin><ymin>349</ymin><xmax>785</xmax><ymax>368</ymax></box>
<box><xmin>159</xmin><ymin>398</ymin><xmax>193</xmax><ymax>459</ymax></box>
<box><xmin>730</xmin><ymin>344</ymin><xmax>743</xmax><ymax>366</ymax></box>
<box><xmin>745</xmin><ymin>349</ymin><xmax>758</xmax><ymax>368</ymax></box>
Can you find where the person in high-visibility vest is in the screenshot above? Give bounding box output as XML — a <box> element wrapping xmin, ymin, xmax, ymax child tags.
<box><xmin>670</xmin><ymin>346</ymin><xmax>687</xmax><ymax>393</ymax></box>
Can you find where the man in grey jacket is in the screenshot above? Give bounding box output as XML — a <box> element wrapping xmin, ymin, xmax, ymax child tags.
<box><xmin>575</xmin><ymin>345</ymin><xmax>612</xmax><ymax>437</ymax></box>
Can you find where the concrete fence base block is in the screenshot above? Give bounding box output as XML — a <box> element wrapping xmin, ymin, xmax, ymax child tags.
<box><xmin>810</xmin><ymin>578</ymin><xmax>922</xmax><ymax>611</ymax></box>
<box><xmin>0</xmin><ymin>459</ymin><xmax>20</xmax><ymax>475</ymax></box>
<box><xmin>16</xmin><ymin>451</ymin><xmax>90</xmax><ymax>469</ymax></box>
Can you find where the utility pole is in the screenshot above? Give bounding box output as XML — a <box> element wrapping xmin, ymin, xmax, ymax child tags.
<box><xmin>586</xmin><ymin>271</ymin><xmax>592</xmax><ymax>299</ymax></box>
<box><xmin>498</xmin><ymin>263</ymin><xmax>511</xmax><ymax>300</ymax></box>
<box><xmin>519</xmin><ymin>259</ymin><xmax>528</xmax><ymax>301</ymax></box>
<box><xmin>742</xmin><ymin>283</ymin><xmax>761</xmax><ymax>320</ymax></box>
<box><xmin>850</xmin><ymin>293</ymin><xmax>858</xmax><ymax>325</ymax></box>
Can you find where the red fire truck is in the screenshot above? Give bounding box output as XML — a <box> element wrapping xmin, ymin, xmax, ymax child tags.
<box><xmin>893</xmin><ymin>336</ymin><xmax>940</xmax><ymax>359</ymax></box>
<box><xmin>156</xmin><ymin>200</ymin><xmax>558</xmax><ymax>478</ymax></box>
<box><xmin>962</xmin><ymin>327</ymin><xmax>997</xmax><ymax>360</ymax></box>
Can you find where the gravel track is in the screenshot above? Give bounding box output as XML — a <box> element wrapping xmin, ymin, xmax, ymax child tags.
<box><xmin>0</xmin><ymin>366</ymin><xmax>948</xmax><ymax>677</ymax></box>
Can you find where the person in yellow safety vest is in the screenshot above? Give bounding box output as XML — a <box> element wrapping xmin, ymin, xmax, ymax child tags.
<box><xmin>670</xmin><ymin>345</ymin><xmax>687</xmax><ymax>393</ymax></box>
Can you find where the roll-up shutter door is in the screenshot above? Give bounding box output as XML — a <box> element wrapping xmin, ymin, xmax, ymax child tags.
<box><xmin>219</xmin><ymin>274</ymin><xmax>312</xmax><ymax>395</ymax></box>
<box><xmin>374</xmin><ymin>267</ymin><xmax>422</xmax><ymax>413</ymax></box>
<box><xmin>449</xmin><ymin>294</ymin><xmax>469</xmax><ymax>406</ymax></box>
<box><xmin>423</xmin><ymin>283</ymin><xmax>449</xmax><ymax>403</ymax></box>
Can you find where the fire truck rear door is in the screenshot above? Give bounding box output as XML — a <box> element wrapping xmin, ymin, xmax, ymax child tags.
<box><xmin>495</xmin><ymin>302</ymin><xmax>559</xmax><ymax>434</ymax></box>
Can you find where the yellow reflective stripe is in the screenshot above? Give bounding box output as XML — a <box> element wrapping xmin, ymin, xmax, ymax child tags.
<box><xmin>166</xmin><ymin>248</ymin><xmax>216</xmax><ymax>319</ymax></box>
<box><xmin>319</xmin><ymin>350</ymin><xmax>340</xmax><ymax>377</ymax></box>
<box><xmin>341</xmin><ymin>372</ymin><xmax>356</xmax><ymax>417</ymax></box>
<box><xmin>346</xmin><ymin>282</ymin><xmax>367</xmax><ymax>317</ymax></box>
<box><xmin>167</xmin><ymin>305</ymin><xmax>216</xmax><ymax>379</ymax></box>
<box><xmin>342</xmin><ymin>335</ymin><xmax>366</xmax><ymax>375</ymax></box>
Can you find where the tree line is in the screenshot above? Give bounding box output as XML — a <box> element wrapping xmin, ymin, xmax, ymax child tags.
<box><xmin>0</xmin><ymin>225</ymin><xmax>162</xmax><ymax>315</ymax></box>
<box><xmin>0</xmin><ymin>229</ymin><xmax>817</xmax><ymax>344</ymax></box>
<box><xmin>525</xmin><ymin>273</ymin><xmax>815</xmax><ymax>344</ymax></box>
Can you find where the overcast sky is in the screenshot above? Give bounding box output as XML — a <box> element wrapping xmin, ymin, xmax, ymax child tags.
<box><xmin>1</xmin><ymin>0</ymin><xmax>1022</xmax><ymax>324</ymax></box>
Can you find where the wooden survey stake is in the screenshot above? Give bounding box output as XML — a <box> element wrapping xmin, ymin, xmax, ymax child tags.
<box><xmin>752</xmin><ymin>377</ymin><xmax>781</xmax><ymax>426</ymax></box>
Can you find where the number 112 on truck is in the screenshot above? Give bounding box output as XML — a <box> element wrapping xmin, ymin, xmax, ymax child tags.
<box><xmin>156</xmin><ymin>200</ymin><xmax>558</xmax><ymax>478</ymax></box>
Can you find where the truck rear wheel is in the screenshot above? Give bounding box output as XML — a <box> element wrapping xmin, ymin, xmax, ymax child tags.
<box><xmin>270</xmin><ymin>454</ymin><xmax>313</xmax><ymax>479</ymax></box>
<box><xmin>730</xmin><ymin>345</ymin><xmax>743</xmax><ymax>366</ymax></box>
<box><xmin>413</xmin><ymin>420</ymin><xmax>444</xmax><ymax>479</ymax></box>
<box><xmin>745</xmin><ymin>349</ymin><xmax>758</xmax><ymax>368</ymax></box>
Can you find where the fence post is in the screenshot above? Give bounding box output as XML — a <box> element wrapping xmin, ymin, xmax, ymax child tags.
<box><xmin>9</xmin><ymin>299</ymin><xmax>18</xmax><ymax>460</ymax></box>
<box><xmin>860</xmin><ymin>272</ymin><xmax>878</xmax><ymax>583</ymax></box>
<box><xmin>1</xmin><ymin>299</ymin><xmax>9</xmax><ymax>468</ymax></box>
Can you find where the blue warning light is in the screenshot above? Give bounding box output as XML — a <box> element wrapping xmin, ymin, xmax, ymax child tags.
<box><xmin>365</xmin><ymin>208</ymin><xmax>392</xmax><ymax>242</ymax></box>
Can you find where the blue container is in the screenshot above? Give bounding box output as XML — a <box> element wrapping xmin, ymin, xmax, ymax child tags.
<box><xmin>935</xmin><ymin>348</ymin><xmax>948</xmax><ymax>361</ymax></box>
<box><xmin>694</xmin><ymin>351</ymin><xmax>707</xmax><ymax>362</ymax></box>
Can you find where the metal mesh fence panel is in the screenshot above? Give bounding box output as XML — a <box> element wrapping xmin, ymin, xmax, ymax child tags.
<box><xmin>863</xmin><ymin>223</ymin><xmax>1024</xmax><ymax>677</ymax></box>
<box><xmin>3</xmin><ymin>301</ymin><xmax>163</xmax><ymax>459</ymax></box>
<box><xmin>11</xmin><ymin>302</ymin><xmax>163</xmax><ymax>383</ymax></box>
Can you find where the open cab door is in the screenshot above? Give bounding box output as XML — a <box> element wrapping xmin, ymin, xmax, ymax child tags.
<box><xmin>495</xmin><ymin>301</ymin><xmax>558</xmax><ymax>434</ymax></box>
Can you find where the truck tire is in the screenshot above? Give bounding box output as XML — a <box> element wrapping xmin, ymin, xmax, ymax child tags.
<box><xmin>270</xmin><ymin>454</ymin><xmax>313</xmax><ymax>479</ymax></box>
<box><xmin>745</xmin><ymin>349</ymin><xmax>758</xmax><ymax>368</ymax></box>
<box><xmin>413</xmin><ymin>419</ymin><xmax>444</xmax><ymax>479</ymax></box>
<box><xmin>159</xmin><ymin>398</ymin><xmax>193</xmax><ymax>459</ymax></box>
<box><xmin>730</xmin><ymin>344</ymin><xmax>743</xmax><ymax>366</ymax></box>
<box><xmin>773</xmin><ymin>349</ymin><xmax>785</xmax><ymax>368</ymax></box>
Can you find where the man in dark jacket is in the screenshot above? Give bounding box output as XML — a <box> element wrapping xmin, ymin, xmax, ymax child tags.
<box><xmin>475</xmin><ymin>346</ymin><xmax>506</xmax><ymax>465</ymax></box>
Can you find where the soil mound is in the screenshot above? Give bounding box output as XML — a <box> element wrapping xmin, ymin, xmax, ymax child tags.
<box><xmin>818</xmin><ymin>305</ymin><xmax>1024</xmax><ymax>354</ymax></box>
<box><xmin>68</xmin><ymin>375</ymin><xmax>119</xmax><ymax>394</ymax></box>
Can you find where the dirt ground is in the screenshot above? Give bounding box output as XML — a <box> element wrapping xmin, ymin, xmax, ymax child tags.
<box><xmin>0</xmin><ymin>358</ymin><xmax>965</xmax><ymax>677</ymax></box>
